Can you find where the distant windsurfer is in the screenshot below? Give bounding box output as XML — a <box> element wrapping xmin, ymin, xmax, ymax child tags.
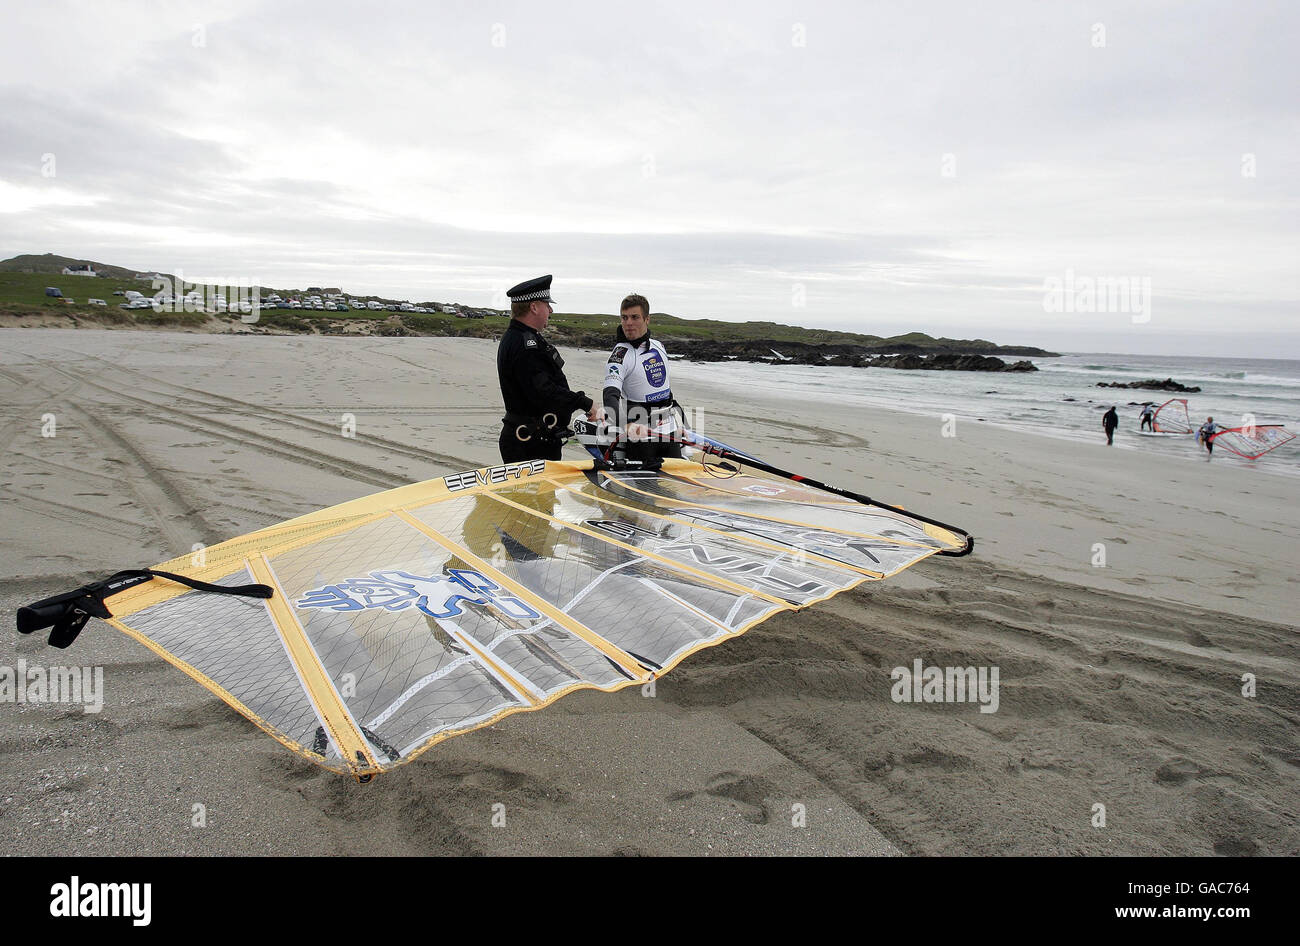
<box><xmin>1102</xmin><ymin>406</ymin><xmax>1119</xmax><ymax>445</ymax></box>
<box><xmin>1197</xmin><ymin>417</ymin><xmax>1219</xmax><ymax>458</ymax></box>
<box><xmin>600</xmin><ymin>292</ymin><xmax>682</xmax><ymax>462</ymax></box>
<box><xmin>1140</xmin><ymin>403</ymin><xmax>1155</xmax><ymax>431</ymax></box>
<box><xmin>496</xmin><ymin>275</ymin><xmax>597</xmax><ymax>462</ymax></box>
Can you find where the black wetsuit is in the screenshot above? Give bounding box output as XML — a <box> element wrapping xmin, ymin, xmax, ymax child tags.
<box><xmin>496</xmin><ymin>319</ymin><xmax>592</xmax><ymax>462</ymax></box>
<box><xmin>1102</xmin><ymin>408</ymin><xmax>1119</xmax><ymax>445</ymax></box>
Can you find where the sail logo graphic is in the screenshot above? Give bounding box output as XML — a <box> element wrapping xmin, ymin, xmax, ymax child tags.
<box><xmin>296</xmin><ymin>569</ymin><xmax>541</xmax><ymax>621</ymax></box>
<box><xmin>444</xmin><ymin>460</ymin><xmax>547</xmax><ymax>492</ymax></box>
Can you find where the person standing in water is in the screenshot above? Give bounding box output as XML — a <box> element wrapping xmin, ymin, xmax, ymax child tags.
<box><xmin>1197</xmin><ymin>416</ymin><xmax>1220</xmax><ymax>458</ymax></box>
<box><xmin>1140</xmin><ymin>403</ymin><xmax>1155</xmax><ymax>431</ymax></box>
<box><xmin>1102</xmin><ymin>406</ymin><xmax>1119</xmax><ymax>445</ymax></box>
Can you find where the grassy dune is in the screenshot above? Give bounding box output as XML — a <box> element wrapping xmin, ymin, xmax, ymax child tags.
<box><xmin>0</xmin><ymin>267</ymin><xmax>1049</xmax><ymax>354</ymax></box>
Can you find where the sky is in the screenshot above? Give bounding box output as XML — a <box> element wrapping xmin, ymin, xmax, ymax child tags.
<box><xmin>1</xmin><ymin>0</ymin><xmax>1296</xmax><ymax>357</ymax></box>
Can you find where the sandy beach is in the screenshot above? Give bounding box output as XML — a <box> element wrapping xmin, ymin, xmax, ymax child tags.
<box><xmin>1</xmin><ymin>327</ymin><xmax>1297</xmax><ymax>856</ymax></box>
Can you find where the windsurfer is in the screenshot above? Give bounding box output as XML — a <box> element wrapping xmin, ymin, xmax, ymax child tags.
<box><xmin>600</xmin><ymin>292</ymin><xmax>682</xmax><ymax>463</ymax></box>
<box><xmin>1140</xmin><ymin>403</ymin><xmax>1155</xmax><ymax>431</ymax></box>
<box><xmin>1197</xmin><ymin>417</ymin><xmax>1219</xmax><ymax>458</ymax></box>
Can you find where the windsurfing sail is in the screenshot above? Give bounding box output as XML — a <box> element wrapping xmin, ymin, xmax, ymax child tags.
<box><xmin>1207</xmin><ymin>425</ymin><xmax>1296</xmax><ymax>459</ymax></box>
<box><xmin>17</xmin><ymin>457</ymin><xmax>971</xmax><ymax>780</ymax></box>
<box><xmin>1151</xmin><ymin>398</ymin><xmax>1192</xmax><ymax>434</ymax></box>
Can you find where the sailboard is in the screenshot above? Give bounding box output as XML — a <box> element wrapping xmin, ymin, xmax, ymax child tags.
<box><xmin>1206</xmin><ymin>425</ymin><xmax>1296</xmax><ymax>460</ymax></box>
<box><xmin>18</xmin><ymin>454</ymin><xmax>972</xmax><ymax>780</ymax></box>
<box><xmin>1137</xmin><ymin>398</ymin><xmax>1192</xmax><ymax>436</ymax></box>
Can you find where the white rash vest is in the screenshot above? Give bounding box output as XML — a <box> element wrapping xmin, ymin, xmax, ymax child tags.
<box><xmin>603</xmin><ymin>335</ymin><xmax>677</xmax><ymax>433</ymax></box>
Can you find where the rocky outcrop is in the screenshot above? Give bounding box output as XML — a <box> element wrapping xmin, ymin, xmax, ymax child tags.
<box><xmin>676</xmin><ymin>342</ymin><xmax>1037</xmax><ymax>371</ymax></box>
<box><xmin>1095</xmin><ymin>377</ymin><xmax>1201</xmax><ymax>392</ymax></box>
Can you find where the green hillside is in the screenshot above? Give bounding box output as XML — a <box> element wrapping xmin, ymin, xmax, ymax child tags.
<box><xmin>0</xmin><ymin>254</ymin><xmax>1056</xmax><ymax>355</ymax></box>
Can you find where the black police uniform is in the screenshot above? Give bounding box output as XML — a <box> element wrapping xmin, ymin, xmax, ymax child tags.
<box><xmin>497</xmin><ymin>275</ymin><xmax>593</xmax><ymax>462</ymax></box>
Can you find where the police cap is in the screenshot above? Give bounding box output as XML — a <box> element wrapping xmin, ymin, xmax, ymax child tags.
<box><xmin>506</xmin><ymin>275</ymin><xmax>554</xmax><ymax>304</ymax></box>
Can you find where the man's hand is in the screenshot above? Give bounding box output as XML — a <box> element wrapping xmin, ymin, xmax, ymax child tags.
<box><xmin>626</xmin><ymin>423</ymin><xmax>651</xmax><ymax>440</ymax></box>
<box><xmin>587</xmin><ymin>404</ymin><xmax>601</xmax><ymax>422</ymax></box>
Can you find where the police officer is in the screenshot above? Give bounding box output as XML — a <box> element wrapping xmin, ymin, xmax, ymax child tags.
<box><xmin>497</xmin><ymin>275</ymin><xmax>597</xmax><ymax>462</ymax></box>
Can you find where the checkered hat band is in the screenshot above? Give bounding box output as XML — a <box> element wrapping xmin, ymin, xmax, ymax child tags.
<box><xmin>511</xmin><ymin>289</ymin><xmax>551</xmax><ymax>301</ymax></box>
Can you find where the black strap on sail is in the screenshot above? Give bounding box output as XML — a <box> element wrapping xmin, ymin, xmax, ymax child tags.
<box><xmin>16</xmin><ymin>568</ymin><xmax>273</xmax><ymax>649</ymax></box>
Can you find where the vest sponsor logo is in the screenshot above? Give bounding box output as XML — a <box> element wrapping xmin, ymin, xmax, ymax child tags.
<box><xmin>643</xmin><ymin>351</ymin><xmax>667</xmax><ymax>387</ymax></box>
<box><xmin>443</xmin><ymin>460</ymin><xmax>547</xmax><ymax>492</ymax></box>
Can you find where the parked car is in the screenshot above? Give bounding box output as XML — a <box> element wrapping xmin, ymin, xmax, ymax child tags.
<box><xmin>88</xmin><ymin>298</ymin><xmax>107</xmax><ymax>306</ymax></box>
<box><xmin>45</xmin><ymin>287</ymin><xmax>63</xmax><ymax>298</ymax></box>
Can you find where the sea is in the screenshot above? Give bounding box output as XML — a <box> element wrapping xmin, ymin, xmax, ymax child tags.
<box><xmin>670</xmin><ymin>353</ymin><xmax>1300</xmax><ymax>478</ymax></box>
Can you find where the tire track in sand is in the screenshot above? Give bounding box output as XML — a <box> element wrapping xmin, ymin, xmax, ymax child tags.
<box><xmin>73</xmin><ymin>353</ymin><xmax>479</xmax><ymax>472</ymax></box>
<box><xmin>43</xmin><ymin>367</ymin><xmax>412</xmax><ymax>492</ymax></box>
<box><xmin>3</xmin><ymin>366</ymin><xmax>221</xmax><ymax>553</ymax></box>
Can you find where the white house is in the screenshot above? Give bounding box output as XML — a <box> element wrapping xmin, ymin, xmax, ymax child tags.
<box><xmin>63</xmin><ymin>265</ymin><xmax>96</xmax><ymax>276</ymax></box>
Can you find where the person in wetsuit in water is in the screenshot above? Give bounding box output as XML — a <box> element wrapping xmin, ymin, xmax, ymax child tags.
<box><xmin>1140</xmin><ymin>403</ymin><xmax>1155</xmax><ymax>431</ymax></box>
<box><xmin>1102</xmin><ymin>406</ymin><xmax>1119</xmax><ymax>445</ymax></box>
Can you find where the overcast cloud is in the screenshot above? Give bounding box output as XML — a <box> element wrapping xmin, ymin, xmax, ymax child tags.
<box><xmin>1</xmin><ymin>0</ymin><xmax>1296</xmax><ymax>355</ymax></box>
